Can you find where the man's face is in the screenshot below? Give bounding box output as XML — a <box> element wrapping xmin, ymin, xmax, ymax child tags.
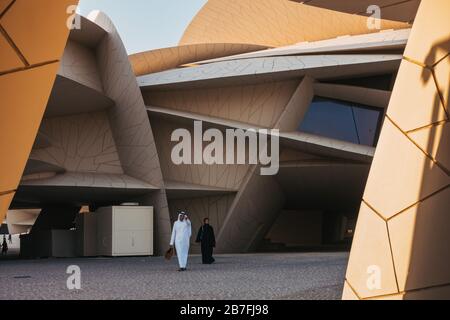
<box><xmin>204</xmin><ymin>219</ymin><xmax>209</xmax><ymax>225</ymax></box>
<box><xmin>180</xmin><ymin>215</ymin><xmax>185</xmax><ymax>221</ymax></box>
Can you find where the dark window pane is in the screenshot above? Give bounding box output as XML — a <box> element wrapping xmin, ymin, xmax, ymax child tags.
<box><xmin>353</xmin><ymin>107</ymin><xmax>380</xmax><ymax>146</ymax></box>
<box><xmin>298</xmin><ymin>97</ymin><xmax>382</xmax><ymax>147</ymax></box>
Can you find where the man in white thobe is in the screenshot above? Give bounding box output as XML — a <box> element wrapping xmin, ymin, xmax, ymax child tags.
<box><xmin>170</xmin><ymin>212</ymin><xmax>192</xmax><ymax>271</ymax></box>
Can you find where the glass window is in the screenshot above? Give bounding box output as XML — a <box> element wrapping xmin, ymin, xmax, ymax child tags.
<box><xmin>298</xmin><ymin>97</ymin><xmax>383</xmax><ymax>147</ymax></box>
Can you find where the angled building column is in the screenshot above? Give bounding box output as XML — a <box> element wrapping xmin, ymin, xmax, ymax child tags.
<box><xmin>90</xmin><ymin>11</ymin><xmax>172</xmax><ymax>254</ymax></box>
<box><xmin>0</xmin><ymin>0</ymin><xmax>79</xmax><ymax>224</ymax></box>
<box><xmin>344</xmin><ymin>0</ymin><xmax>450</xmax><ymax>300</ymax></box>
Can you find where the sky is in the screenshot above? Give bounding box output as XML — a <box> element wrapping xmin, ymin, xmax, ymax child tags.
<box><xmin>77</xmin><ymin>0</ymin><xmax>207</xmax><ymax>54</ymax></box>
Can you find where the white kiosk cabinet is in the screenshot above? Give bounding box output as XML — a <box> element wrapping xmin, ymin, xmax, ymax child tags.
<box><xmin>96</xmin><ymin>206</ymin><xmax>153</xmax><ymax>256</ymax></box>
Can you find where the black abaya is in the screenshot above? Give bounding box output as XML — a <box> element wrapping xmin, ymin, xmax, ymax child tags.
<box><xmin>196</xmin><ymin>224</ymin><xmax>216</xmax><ymax>264</ymax></box>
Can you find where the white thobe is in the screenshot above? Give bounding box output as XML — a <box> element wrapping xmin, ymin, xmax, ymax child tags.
<box><xmin>170</xmin><ymin>219</ymin><xmax>192</xmax><ymax>268</ymax></box>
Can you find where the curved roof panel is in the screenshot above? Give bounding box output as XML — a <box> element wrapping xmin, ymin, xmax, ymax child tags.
<box><xmin>299</xmin><ymin>0</ymin><xmax>421</xmax><ymax>23</ymax></box>
<box><xmin>196</xmin><ymin>29</ymin><xmax>411</xmax><ymax>65</ymax></box>
<box><xmin>180</xmin><ymin>0</ymin><xmax>410</xmax><ymax>47</ymax></box>
<box><xmin>138</xmin><ymin>54</ymin><xmax>402</xmax><ymax>90</ymax></box>
<box><xmin>129</xmin><ymin>43</ymin><xmax>268</xmax><ymax>76</ymax></box>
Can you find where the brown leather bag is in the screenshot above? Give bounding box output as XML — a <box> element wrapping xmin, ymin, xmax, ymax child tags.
<box><xmin>164</xmin><ymin>247</ymin><xmax>174</xmax><ymax>260</ymax></box>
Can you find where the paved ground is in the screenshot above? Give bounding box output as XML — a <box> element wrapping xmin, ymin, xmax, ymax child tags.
<box><xmin>0</xmin><ymin>252</ymin><xmax>348</xmax><ymax>300</ymax></box>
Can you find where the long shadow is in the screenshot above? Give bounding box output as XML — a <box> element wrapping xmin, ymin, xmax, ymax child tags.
<box><xmin>403</xmin><ymin>36</ymin><xmax>449</xmax><ymax>299</ymax></box>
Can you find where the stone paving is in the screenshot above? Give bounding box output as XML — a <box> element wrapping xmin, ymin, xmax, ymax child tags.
<box><xmin>0</xmin><ymin>252</ymin><xmax>348</xmax><ymax>300</ymax></box>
